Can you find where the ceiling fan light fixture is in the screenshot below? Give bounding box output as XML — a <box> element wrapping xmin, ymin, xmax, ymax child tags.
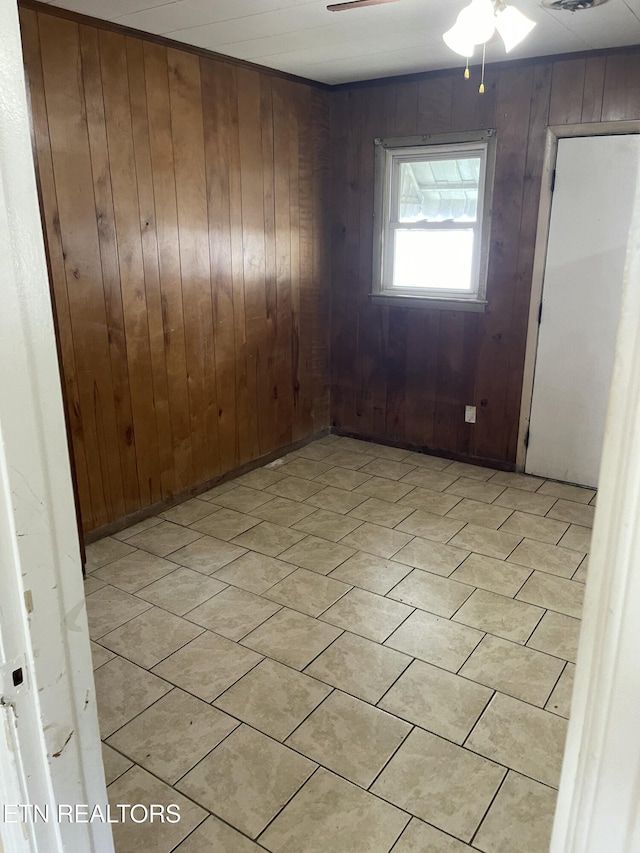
<box><xmin>457</xmin><ymin>0</ymin><xmax>497</xmax><ymax>44</ymax></box>
<box><xmin>495</xmin><ymin>4</ymin><xmax>537</xmax><ymax>51</ymax></box>
<box><xmin>443</xmin><ymin>21</ymin><xmax>476</xmax><ymax>57</ymax></box>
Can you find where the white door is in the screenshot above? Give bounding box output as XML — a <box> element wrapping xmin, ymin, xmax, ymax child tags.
<box><xmin>526</xmin><ymin>134</ymin><xmax>640</xmax><ymax>488</ymax></box>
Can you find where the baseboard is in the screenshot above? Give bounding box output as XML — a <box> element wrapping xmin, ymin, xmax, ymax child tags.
<box><xmin>84</xmin><ymin>428</ymin><xmax>331</xmax><ymax>544</ymax></box>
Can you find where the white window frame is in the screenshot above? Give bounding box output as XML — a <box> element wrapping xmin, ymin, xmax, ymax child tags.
<box><xmin>372</xmin><ymin>130</ymin><xmax>497</xmax><ymax>312</ymax></box>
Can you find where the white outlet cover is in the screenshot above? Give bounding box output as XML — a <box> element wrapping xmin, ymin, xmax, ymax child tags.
<box><xmin>465</xmin><ymin>406</ymin><xmax>477</xmax><ymax>424</ymax></box>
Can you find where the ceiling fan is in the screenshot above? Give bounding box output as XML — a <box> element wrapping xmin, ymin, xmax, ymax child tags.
<box><xmin>327</xmin><ymin>0</ymin><xmax>401</xmax><ymax>10</ymax></box>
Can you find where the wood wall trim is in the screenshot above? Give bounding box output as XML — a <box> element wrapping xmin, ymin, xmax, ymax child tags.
<box><xmin>84</xmin><ymin>429</ymin><xmax>330</xmax><ymax>543</ymax></box>
<box><xmin>18</xmin><ymin>0</ymin><xmax>331</xmax><ymax>90</ymax></box>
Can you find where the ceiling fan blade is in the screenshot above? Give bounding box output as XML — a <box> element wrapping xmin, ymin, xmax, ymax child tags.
<box><xmin>327</xmin><ymin>0</ymin><xmax>401</xmax><ymax>11</ymax></box>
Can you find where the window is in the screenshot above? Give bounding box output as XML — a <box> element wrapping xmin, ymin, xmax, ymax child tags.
<box><xmin>372</xmin><ymin>131</ymin><xmax>496</xmax><ymax>310</ymax></box>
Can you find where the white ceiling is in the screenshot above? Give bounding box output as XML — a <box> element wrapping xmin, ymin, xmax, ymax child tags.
<box><xmin>42</xmin><ymin>0</ymin><xmax>640</xmax><ymax>84</ymax></box>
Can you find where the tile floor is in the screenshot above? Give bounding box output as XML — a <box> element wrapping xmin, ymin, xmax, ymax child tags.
<box><xmin>85</xmin><ymin>435</ymin><xmax>595</xmax><ymax>853</ymax></box>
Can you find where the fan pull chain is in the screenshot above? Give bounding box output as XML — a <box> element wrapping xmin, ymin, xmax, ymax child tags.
<box><xmin>464</xmin><ymin>56</ymin><xmax>470</xmax><ymax>79</ymax></box>
<box><xmin>479</xmin><ymin>43</ymin><xmax>486</xmax><ymax>93</ymax></box>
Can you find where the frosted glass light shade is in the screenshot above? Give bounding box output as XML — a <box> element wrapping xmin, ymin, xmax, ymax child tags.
<box><xmin>495</xmin><ymin>5</ymin><xmax>536</xmax><ymax>52</ymax></box>
<box><xmin>457</xmin><ymin>0</ymin><xmax>497</xmax><ymax>45</ymax></box>
<box><xmin>443</xmin><ymin>22</ymin><xmax>475</xmax><ymax>57</ymax></box>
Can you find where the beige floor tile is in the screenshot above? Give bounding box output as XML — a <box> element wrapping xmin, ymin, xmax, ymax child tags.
<box><xmin>292</xmin><ymin>508</ymin><xmax>363</xmax><ymax>541</ymax></box>
<box><xmin>393</xmin><ymin>818</ymin><xmax>475</xmax><ymax>852</ymax></box>
<box><xmin>320</xmin><ymin>587</ymin><xmax>413</xmax><ymax>642</ymax></box>
<box><xmin>558</xmin><ymin>524</ymin><xmax>592</xmax><ymax>554</ymax></box>
<box><xmin>340</xmin><ymin>522</ymin><xmax>413</xmax><ymax>559</ymax></box>
<box><xmin>486</xmin><ymin>471</ymin><xmax>545</xmax><ymax>492</ymax></box>
<box><xmin>294</xmin><ymin>442</ymin><xmax>342</xmax><ymax>461</ymax></box>
<box><xmin>101</xmin><ymin>743</ymin><xmax>132</xmax><ymax>786</ymax></box>
<box><xmin>388</xmin><ymin>569</ymin><xmax>473</xmax><ymax>618</ymax></box>
<box><xmin>573</xmin><ymin>557</ymin><xmax>588</xmax><ymax>583</ymax></box>
<box><xmin>199</xmin><ymin>481</ymin><xmax>239</xmax><ymax>500</ymax></box>
<box><xmin>500</xmin><ymin>511</ymin><xmax>568</xmax><ymax>545</ymax></box>
<box><xmin>517</xmin><ymin>571</ymin><xmax>584</xmax><ymax>618</ymax></box>
<box><xmin>278</xmin><ymin>536</ymin><xmax>356</xmax><ymax>575</ymax></box>
<box><xmin>113</xmin><ymin>516</ymin><xmax>162</xmax><ymax>541</ymax></box>
<box><xmin>178</xmin><ymin>725</ymin><xmax>315</xmax><ymax>838</ymax></box>
<box><xmin>278</xmin><ymin>458</ymin><xmax>334</xmax><ymax>480</ymax></box>
<box><xmin>152</xmin><ymin>630</ymin><xmax>263</xmax><ymax>701</ymax></box>
<box><xmin>400</xmin><ymin>469</ymin><xmax>459</xmax><ymax>492</ymax></box>
<box><xmin>306</xmin><ymin>485</ymin><xmax>369</xmax><ymax>513</ymax></box>
<box><xmin>173</xmin><ymin>815</ymin><xmax>262</xmax><ymax>852</ymax></box>
<box><xmin>168</xmin><ymin>535</ymin><xmax>247</xmax><ymax>574</ymax></box>
<box><xmin>322</xmin><ymin>449</ymin><xmax>376</xmax><ymax>470</ymax></box>
<box><xmin>402</xmin><ymin>452</ymin><xmax>454</xmax><ymax>472</ymax></box>
<box><xmin>266</xmin><ymin>475</ymin><xmax>325</xmax><ymax>501</ymax></box>
<box><xmin>385</xmin><ymin>609</ymin><xmax>483</xmax><ymax>671</ymax></box>
<box><xmin>449</xmin><ymin>524</ymin><xmax>522</xmax><ymax>560</ymax></box>
<box><xmin>93</xmin><ymin>550</ymin><xmax>181</xmax><ymax>593</ymax></box>
<box><xmin>264</xmin><ymin>568</ymin><xmax>351</xmax><ymax>617</ymax></box>
<box><xmin>241</xmin><ymin>608</ymin><xmax>342</xmax><ymax>670</ymax></box>
<box><xmin>234</xmin><ymin>468</ymin><xmax>287</xmax><ymax>490</ymax></box>
<box><xmin>467</xmin><ymin>692</ymin><xmax>568</xmax><ymax>787</ymax></box>
<box><xmin>107</xmin><ymin>688</ymin><xmax>238</xmax><ymax>783</ymax></box>
<box><xmin>83</xmin><ymin>575</ymin><xmax>106</xmax><ymax>595</ymax></box>
<box><xmin>460</xmin><ymin>634</ymin><xmax>564</xmax><ymax>706</ymax></box>
<box><xmin>493</xmin><ymin>487</ymin><xmax>557</xmax><ymax>516</ymax></box>
<box><xmin>366</xmin><ymin>442</ymin><xmax>414</xmax><ymax>462</ymax></box>
<box><xmin>91</xmin><ymin>640</ymin><xmax>115</xmax><ymax>670</ymax></box>
<box><xmin>396</xmin><ymin>510</ymin><xmax>465</xmax><ymax>543</ymax></box>
<box><xmin>126</xmin><ymin>521</ymin><xmax>202</xmax><ymax>557</ymax></box>
<box><xmin>287</xmin><ymin>690</ymin><xmax>410</xmax><ymax>787</ymax></box>
<box><xmin>538</xmin><ymin>480</ymin><xmax>596</xmax><ymax>504</ymax></box>
<box><xmin>230</xmin><ymin>521</ymin><xmax>306</xmax><ymax>557</ymax></box>
<box><xmin>313</xmin><ymin>467</ymin><xmax>373</xmax><ymax>491</ymax></box>
<box><xmin>354</xmin><ymin>476</ymin><xmax>416</xmax><ymax>503</ymax></box>
<box><xmin>209</xmin><ymin>486</ymin><xmax>274</xmax><ymax>513</ymax></box>
<box><xmin>397</xmin><ymin>487</ymin><xmax>462</xmax><ymax>516</ymax></box>
<box><xmin>186</xmin><ymin>586</ymin><xmax>281</xmax><ymax>640</ymax></box>
<box><xmin>474</xmin><ymin>771</ymin><xmax>557</xmax><ymax>853</ymax></box>
<box><xmin>444</xmin><ymin>461</ymin><xmax>495</xmax><ymax>481</ymax></box>
<box><xmin>260</xmin><ymin>768</ymin><xmax>410</xmax><ymax>853</ymax></box>
<box><xmin>445</xmin><ymin>499</ymin><xmax>514</xmax><ymax>530</ymax></box>
<box><xmin>547</xmin><ymin>498</ymin><xmax>595</xmax><ymax>528</ymax></box>
<box><xmin>527</xmin><ymin>610</ymin><xmax>581</xmax><ymax>663</ymax></box>
<box><xmin>445</xmin><ymin>478</ymin><xmax>507</xmax><ymax>504</ymax></box>
<box><xmin>135</xmin><ymin>567</ymin><xmax>226</xmax><ymax>615</ymax></box>
<box><xmin>305</xmin><ymin>631</ymin><xmax>411</xmax><ymax>704</ymax></box>
<box><xmin>214</xmin><ymin>658</ymin><xmax>331</xmax><ymax>740</ymax></box>
<box><xmin>450</xmin><ymin>553</ymin><xmax>531</xmax><ymax>597</ymax></box>
<box><xmin>545</xmin><ymin>662</ymin><xmax>575</xmax><ymax>718</ymax></box>
<box><xmin>100</xmin><ymin>606</ymin><xmax>204</xmax><ymax>669</ymax></box>
<box><xmin>507</xmin><ymin>538</ymin><xmax>583</xmax><ymax>579</ymax></box>
<box><xmin>453</xmin><ymin>589</ymin><xmax>544</xmax><ymax>644</ymax></box>
<box><xmin>372</xmin><ymin>727</ymin><xmax>505</xmax><ymax>842</ymax></box>
<box><xmin>108</xmin><ymin>766</ymin><xmax>206</xmax><ymax>853</ymax></box>
<box><xmin>160</xmin><ymin>498</ymin><xmax>220</xmax><ymax>526</ymax></box>
<box><xmin>213</xmin><ymin>551</ymin><xmax>296</xmax><ymax>594</ymax></box>
<box><xmin>392</xmin><ymin>537</ymin><xmax>470</xmax><ymax>577</ymax></box>
<box><xmin>347</xmin><ymin>497</ymin><xmax>414</xmax><ymax>528</ymax></box>
<box><xmin>85</xmin><ymin>536</ymin><xmax>136</xmax><ymax>572</ymax></box>
<box><xmin>329</xmin><ymin>551</ymin><xmax>412</xmax><ymax>595</ymax></box>
<box><xmin>379</xmin><ymin>659</ymin><xmax>491</xmax><ymax>744</ymax></box>
<box><xmin>190</xmin><ymin>508</ymin><xmax>260</xmax><ymax>541</ymax></box>
<box><xmin>94</xmin><ymin>656</ymin><xmax>171</xmax><ymax>737</ymax></box>
<box><xmin>359</xmin><ymin>458</ymin><xmax>417</xmax><ymax>481</ymax></box>
<box><xmin>250</xmin><ymin>496</ymin><xmax>317</xmax><ymax>526</ymax></box>
<box><xmin>86</xmin><ymin>586</ymin><xmax>151</xmax><ymax>639</ymax></box>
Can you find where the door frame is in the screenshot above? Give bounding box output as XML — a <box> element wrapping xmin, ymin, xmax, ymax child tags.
<box><xmin>516</xmin><ymin>120</ymin><xmax>640</xmax><ymax>473</ymax></box>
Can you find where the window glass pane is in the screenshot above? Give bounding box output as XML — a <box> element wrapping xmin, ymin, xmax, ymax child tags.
<box><xmin>392</xmin><ymin>229</ymin><xmax>474</xmax><ymax>291</ymax></box>
<box><xmin>397</xmin><ymin>156</ymin><xmax>481</xmax><ymax>223</ymax></box>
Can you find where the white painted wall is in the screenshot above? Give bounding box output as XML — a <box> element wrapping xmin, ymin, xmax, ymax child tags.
<box><xmin>0</xmin><ymin>0</ymin><xmax>112</xmax><ymax>849</ymax></box>
<box><xmin>525</xmin><ymin>134</ymin><xmax>640</xmax><ymax>488</ymax></box>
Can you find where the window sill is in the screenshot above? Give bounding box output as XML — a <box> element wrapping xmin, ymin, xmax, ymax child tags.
<box><xmin>369</xmin><ymin>293</ymin><xmax>488</xmax><ymax>313</ymax></box>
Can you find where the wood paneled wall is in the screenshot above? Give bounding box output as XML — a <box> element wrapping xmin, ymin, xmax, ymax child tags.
<box><xmin>20</xmin><ymin>8</ymin><xmax>330</xmax><ymax>533</ymax></box>
<box><xmin>330</xmin><ymin>50</ymin><xmax>640</xmax><ymax>467</ymax></box>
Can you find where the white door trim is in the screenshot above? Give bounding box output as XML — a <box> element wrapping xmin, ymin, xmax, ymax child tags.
<box><xmin>551</xmin><ymin>148</ymin><xmax>640</xmax><ymax>851</ymax></box>
<box><xmin>516</xmin><ymin>120</ymin><xmax>640</xmax><ymax>473</ymax></box>
<box><xmin>0</xmin><ymin>0</ymin><xmax>112</xmax><ymax>850</ymax></box>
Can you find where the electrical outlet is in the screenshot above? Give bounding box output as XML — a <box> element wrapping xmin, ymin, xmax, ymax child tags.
<box><xmin>465</xmin><ymin>405</ymin><xmax>477</xmax><ymax>424</ymax></box>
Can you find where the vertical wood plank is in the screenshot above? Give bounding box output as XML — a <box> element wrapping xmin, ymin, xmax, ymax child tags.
<box><xmin>548</xmin><ymin>58</ymin><xmax>586</xmax><ymax>125</ymax></box>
